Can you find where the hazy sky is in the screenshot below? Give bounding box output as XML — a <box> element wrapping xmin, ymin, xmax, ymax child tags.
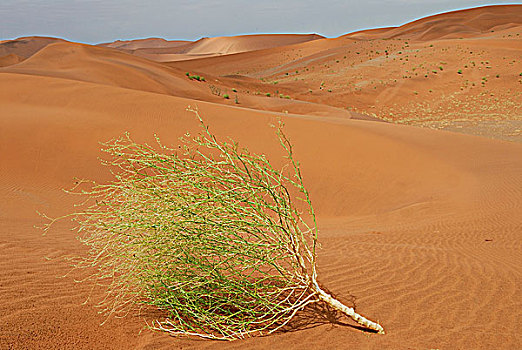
<box><xmin>0</xmin><ymin>1</ymin><xmax>519</xmax><ymax>43</ymax></box>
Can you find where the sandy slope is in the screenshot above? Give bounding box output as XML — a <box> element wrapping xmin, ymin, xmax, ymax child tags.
<box><xmin>1</xmin><ymin>4</ymin><xmax>522</xmax><ymax>350</ymax></box>
<box><xmin>1</xmin><ymin>70</ymin><xmax>521</xmax><ymax>349</ymax></box>
<box><xmin>0</xmin><ymin>42</ymin><xmax>207</xmax><ymax>97</ymax></box>
<box><xmin>0</xmin><ymin>40</ymin><xmax>367</xmax><ymax>119</ymax></box>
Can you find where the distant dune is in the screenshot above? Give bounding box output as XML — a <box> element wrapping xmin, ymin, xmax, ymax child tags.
<box><xmin>0</xmin><ymin>36</ymin><xmax>66</xmax><ymax>59</ymax></box>
<box><xmin>174</xmin><ymin>34</ymin><xmax>324</xmax><ymax>55</ymax></box>
<box><xmin>1</xmin><ymin>41</ymin><xmax>210</xmax><ymax>98</ymax></box>
<box><xmin>100</xmin><ymin>34</ymin><xmax>325</xmax><ymax>62</ymax></box>
<box><xmin>0</xmin><ymin>41</ymin><xmax>365</xmax><ymax>119</ymax></box>
<box><xmin>98</xmin><ymin>37</ymin><xmax>191</xmax><ymax>50</ymax></box>
<box><xmin>344</xmin><ymin>5</ymin><xmax>522</xmax><ymax>40</ymax></box>
<box><xmin>1</xmin><ymin>5</ymin><xmax>521</xmax><ymax>350</ymax></box>
<box><xmin>163</xmin><ymin>4</ymin><xmax>521</xmax><ymax>141</ymax></box>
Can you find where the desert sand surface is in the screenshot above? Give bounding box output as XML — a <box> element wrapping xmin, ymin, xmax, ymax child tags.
<box><xmin>1</xmin><ymin>5</ymin><xmax>521</xmax><ymax>350</ymax></box>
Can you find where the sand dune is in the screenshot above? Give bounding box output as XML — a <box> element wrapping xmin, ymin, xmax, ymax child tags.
<box><xmin>0</xmin><ymin>41</ymin><xmax>368</xmax><ymax>119</ymax></box>
<box><xmin>1</xmin><ymin>5</ymin><xmax>521</xmax><ymax>350</ymax></box>
<box><xmin>98</xmin><ymin>37</ymin><xmax>191</xmax><ymax>50</ymax></box>
<box><xmin>97</xmin><ymin>38</ymin><xmax>193</xmax><ymax>62</ymax></box>
<box><xmin>165</xmin><ymin>5</ymin><xmax>521</xmax><ymax>141</ymax></box>
<box><xmin>104</xmin><ymin>34</ymin><xmax>325</xmax><ymax>62</ymax></box>
<box><xmin>175</xmin><ymin>34</ymin><xmax>324</xmax><ymax>55</ymax></box>
<box><xmin>0</xmin><ymin>36</ymin><xmax>66</xmax><ymax>59</ymax></box>
<box><xmin>0</xmin><ymin>41</ymin><xmax>213</xmax><ymax>98</ymax></box>
<box><xmin>344</xmin><ymin>5</ymin><xmax>522</xmax><ymax>40</ymax></box>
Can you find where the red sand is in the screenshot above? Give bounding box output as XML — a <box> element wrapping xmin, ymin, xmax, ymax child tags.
<box><xmin>1</xmin><ymin>5</ymin><xmax>521</xmax><ymax>349</ymax></box>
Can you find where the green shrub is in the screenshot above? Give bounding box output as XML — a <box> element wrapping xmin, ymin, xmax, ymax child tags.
<box><xmin>223</xmin><ymin>94</ymin><xmax>229</xmax><ymax>99</ymax></box>
<box><xmin>42</xmin><ymin>110</ymin><xmax>384</xmax><ymax>339</ymax></box>
<box><xmin>187</xmin><ymin>74</ymin><xmax>205</xmax><ymax>82</ymax></box>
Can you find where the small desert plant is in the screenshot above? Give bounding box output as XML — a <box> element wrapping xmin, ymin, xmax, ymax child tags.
<box><xmin>187</xmin><ymin>74</ymin><xmax>205</xmax><ymax>82</ymax></box>
<box><xmin>223</xmin><ymin>94</ymin><xmax>230</xmax><ymax>99</ymax></box>
<box><xmin>209</xmin><ymin>85</ymin><xmax>221</xmax><ymax>96</ymax></box>
<box><xmin>42</xmin><ymin>108</ymin><xmax>384</xmax><ymax>340</ymax></box>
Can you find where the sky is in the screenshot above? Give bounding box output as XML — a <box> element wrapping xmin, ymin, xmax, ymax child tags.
<box><xmin>0</xmin><ymin>1</ymin><xmax>520</xmax><ymax>44</ymax></box>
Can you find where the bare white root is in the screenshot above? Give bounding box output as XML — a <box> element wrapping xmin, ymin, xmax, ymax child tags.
<box><xmin>312</xmin><ymin>279</ymin><xmax>385</xmax><ymax>334</ymax></box>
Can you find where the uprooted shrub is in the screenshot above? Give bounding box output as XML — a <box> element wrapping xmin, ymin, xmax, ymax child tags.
<box><xmin>42</xmin><ymin>107</ymin><xmax>384</xmax><ymax>340</ymax></box>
